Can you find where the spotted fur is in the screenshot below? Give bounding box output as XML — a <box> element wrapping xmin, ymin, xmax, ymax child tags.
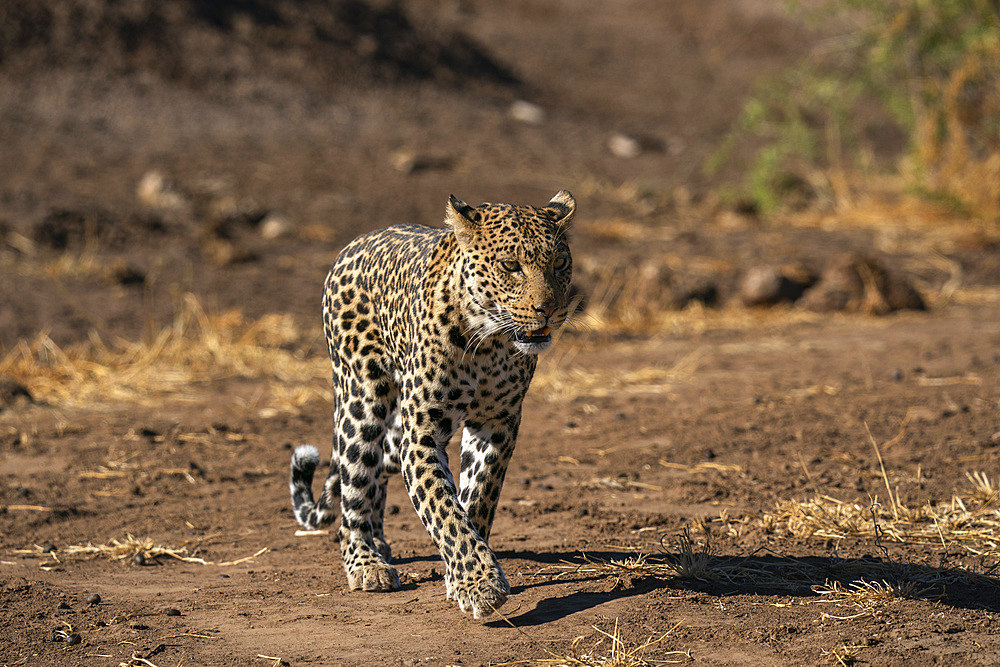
<box><xmin>289</xmin><ymin>191</ymin><xmax>576</xmax><ymax>618</ymax></box>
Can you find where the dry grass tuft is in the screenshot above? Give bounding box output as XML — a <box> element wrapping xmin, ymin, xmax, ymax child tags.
<box><xmin>0</xmin><ymin>293</ymin><xmax>329</xmax><ymax>412</ymax></box>
<box><xmin>15</xmin><ymin>533</ymin><xmax>267</xmax><ymax>567</ymax></box>
<box><xmin>494</xmin><ymin>618</ymin><xmax>690</xmax><ymax>666</ymax></box>
<box><xmin>820</xmin><ymin>643</ymin><xmax>864</xmax><ymax>666</ymax></box>
<box><xmin>757</xmin><ymin>480</ymin><xmax>1000</xmax><ymax>556</ymax></box>
<box><xmin>810</xmin><ymin>579</ymin><xmax>933</xmax><ymax>621</ymax></box>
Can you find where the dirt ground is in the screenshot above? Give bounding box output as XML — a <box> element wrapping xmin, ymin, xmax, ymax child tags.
<box><xmin>2</xmin><ymin>1</ymin><xmax>1000</xmax><ymax>665</ymax></box>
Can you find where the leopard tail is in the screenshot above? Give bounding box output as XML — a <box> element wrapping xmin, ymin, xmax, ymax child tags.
<box><xmin>290</xmin><ymin>444</ymin><xmax>340</xmax><ymax>529</ymax></box>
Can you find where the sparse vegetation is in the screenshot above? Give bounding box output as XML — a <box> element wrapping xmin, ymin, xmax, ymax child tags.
<box><xmin>0</xmin><ymin>293</ymin><xmax>329</xmax><ymax>412</ymax></box>
<box><xmin>711</xmin><ymin>0</ymin><xmax>1000</xmax><ymax>221</ymax></box>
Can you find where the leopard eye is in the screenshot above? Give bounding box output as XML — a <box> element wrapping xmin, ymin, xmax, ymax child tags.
<box><xmin>499</xmin><ymin>259</ymin><xmax>522</xmax><ymax>273</ymax></box>
<box><xmin>552</xmin><ymin>255</ymin><xmax>569</xmax><ymax>271</ymax></box>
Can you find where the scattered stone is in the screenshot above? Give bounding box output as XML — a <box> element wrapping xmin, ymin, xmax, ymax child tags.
<box><xmin>137</xmin><ymin>171</ymin><xmax>189</xmax><ymax>212</ymax></box>
<box><xmin>133</xmin><ymin>553</ymin><xmax>146</xmax><ymax>566</ymax></box>
<box><xmin>576</xmin><ymin>508</ymin><xmax>589</xmax><ymax>518</ymax></box>
<box><xmin>739</xmin><ymin>264</ymin><xmax>817</xmax><ymax>307</ymax></box>
<box><xmin>798</xmin><ymin>253</ymin><xmax>926</xmax><ymax>314</ymax></box>
<box><xmin>891</xmin><ymin>369</ymin><xmax>904</xmax><ymax>382</ymax></box>
<box><xmin>42</xmin><ymin>544</ymin><xmax>57</xmax><ymax>553</ymax></box>
<box><xmin>389</xmin><ymin>150</ymin><xmax>454</xmax><ymax>174</ymax></box>
<box><xmin>86</xmin><ymin>593</ymin><xmax>101</xmax><ymax>605</ymax></box>
<box><xmin>608</xmin><ymin>133</ymin><xmax>641</xmax><ymax>158</ymax></box>
<box><xmin>386</xmin><ymin>504</ymin><xmax>401</xmax><ymax>516</ymax></box>
<box><xmin>508</xmin><ymin>100</ymin><xmax>545</xmax><ymax>125</ymax></box>
<box><xmin>260</xmin><ymin>213</ymin><xmax>293</xmax><ymax>240</ymax></box>
<box><xmin>164</xmin><ymin>608</ymin><xmax>181</xmax><ymax>616</ymax></box>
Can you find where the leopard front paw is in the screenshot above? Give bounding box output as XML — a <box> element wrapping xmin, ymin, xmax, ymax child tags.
<box><xmin>446</xmin><ymin>560</ymin><xmax>510</xmax><ymax>619</ymax></box>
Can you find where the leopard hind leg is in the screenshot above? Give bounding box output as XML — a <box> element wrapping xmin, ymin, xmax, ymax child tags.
<box><xmin>371</xmin><ymin>409</ymin><xmax>402</xmax><ymax>561</ymax></box>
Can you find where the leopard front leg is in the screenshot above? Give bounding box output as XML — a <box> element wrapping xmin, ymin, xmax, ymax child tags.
<box><xmin>458</xmin><ymin>415</ymin><xmax>521</xmax><ymax>541</ymax></box>
<box><xmin>399</xmin><ymin>401</ymin><xmax>509</xmax><ymax>619</ymax></box>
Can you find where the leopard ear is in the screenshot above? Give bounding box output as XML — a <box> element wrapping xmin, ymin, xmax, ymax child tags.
<box><xmin>544</xmin><ymin>190</ymin><xmax>576</xmax><ymax>227</ymax></box>
<box><xmin>445</xmin><ymin>194</ymin><xmax>480</xmax><ymax>243</ymax></box>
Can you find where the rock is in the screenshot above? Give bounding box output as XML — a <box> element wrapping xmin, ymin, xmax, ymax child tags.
<box><xmin>799</xmin><ymin>254</ymin><xmax>926</xmax><ymax>315</ymax></box>
<box><xmin>389</xmin><ymin>150</ymin><xmax>454</xmax><ymax>174</ymax></box>
<box><xmin>739</xmin><ymin>264</ymin><xmax>816</xmax><ymax>307</ymax></box>
<box><xmin>608</xmin><ymin>133</ymin><xmax>641</xmax><ymax>158</ymax></box>
<box><xmin>137</xmin><ymin>171</ymin><xmax>188</xmax><ymax>212</ymax></box>
<box><xmin>260</xmin><ymin>213</ymin><xmax>293</xmax><ymax>240</ymax></box>
<box><xmin>508</xmin><ymin>100</ymin><xmax>545</xmax><ymax>125</ymax></box>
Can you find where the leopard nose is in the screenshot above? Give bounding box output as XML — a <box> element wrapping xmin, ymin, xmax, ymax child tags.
<box><xmin>534</xmin><ymin>303</ymin><xmax>557</xmax><ymax>319</ymax></box>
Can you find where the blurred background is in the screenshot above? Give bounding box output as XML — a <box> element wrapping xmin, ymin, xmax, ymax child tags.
<box><xmin>0</xmin><ymin>0</ymin><xmax>997</xmax><ymax>348</ymax></box>
<box><xmin>3</xmin><ymin>6</ymin><xmax>1000</xmax><ymax>662</ymax></box>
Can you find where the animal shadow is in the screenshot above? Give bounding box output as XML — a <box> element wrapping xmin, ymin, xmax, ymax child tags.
<box><xmin>488</xmin><ymin>548</ymin><xmax>1000</xmax><ymax>627</ymax></box>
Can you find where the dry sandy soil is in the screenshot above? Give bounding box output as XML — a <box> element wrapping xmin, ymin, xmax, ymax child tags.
<box><xmin>2</xmin><ymin>1</ymin><xmax>1000</xmax><ymax>665</ymax></box>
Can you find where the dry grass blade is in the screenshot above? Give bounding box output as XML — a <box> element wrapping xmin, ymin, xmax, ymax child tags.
<box><xmin>658</xmin><ymin>460</ymin><xmax>743</xmax><ymax>474</ymax></box>
<box><xmin>493</xmin><ymin>617</ymin><xmax>690</xmax><ymax>666</ymax></box>
<box><xmin>810</xmin><ymin>579</ymin><xmax>935</xmax><ymax>621</ymax></box>
<box><xmin>25</xmin><ymin>533</ymin><xmax>269</xmax><ymax>567</ymax></box>
<box><xmin>820</xmin><ymin>644</ymin><xmax>864</xmax><ymax>666</ymax></box>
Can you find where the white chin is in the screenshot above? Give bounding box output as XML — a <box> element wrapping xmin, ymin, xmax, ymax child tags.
<box><xmin>514</xmin><ymin>340</ymin><xmax>552</xmax><ymax>355</ymax></box>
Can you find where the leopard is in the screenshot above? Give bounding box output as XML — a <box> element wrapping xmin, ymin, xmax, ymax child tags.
<box><xmin>289</xmin><ymin>190</ymin><xmax>577</xmax><ymax>618</ymax></box>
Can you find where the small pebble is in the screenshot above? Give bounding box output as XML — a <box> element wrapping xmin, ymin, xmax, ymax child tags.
<box><xmin>608</xmin><ymin>133</ymin><xmax>641</xmax><ymax>158</ymax></box>
<box><xmin>519</xmin><ymin>478</ymin><xmax>531</xmax><ymax>488</ymax></box>
<box><xmin>42</xmin><ymin>544</ymin><xmax>57</xmax><ymax>553</ymax></box>
<box><xmin>703</xmin><ymin>449</ymin><xmax>717</xmax><ymax>460</ymax></box>
<box><xmin>218</xmin><ymin>573</ymin><xmax>230</xmax><ymax>579</ymax></box>
<box><xmin>576</xmin><ymin>508</ymin><xmax>589</xmax><ymax>518</ymax></box>
<box><xmin>508</xmin><ymin>100</ymin><xmax>545</xmax><ymax>125</ymax></box>
<box><xmin>86</xmin><ymin>593</ymin><xmax>101</xmax><ymax>605</ymax></box>
<box><xmin>891</xmin><ymin>369</ymin><xmax>904</xmax><ymax>381</ymax></box>
<box><xmin>133</xmin><ymin>553</ymin><xmax>146</xmax><ymax>566</ymax></box>
<box><xmin>164</xmin><ymin>608</ymin><xmax>181</xmax><ymax>616</ymax></box>
<box><xmin>65</xmin><ymin>633</ymin><xmax>82</xmax><ymax>646</ymax></box>
<box><xmin>386</xmin><ymin>504</ymin><xmax>400</xmax><ymax>515</ymax></box>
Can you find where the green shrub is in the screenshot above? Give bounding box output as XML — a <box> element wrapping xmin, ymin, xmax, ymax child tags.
<box><xmin>710</xmin><ymin>0</ymin><xmax>1000</xmax><ymax>221</ymax></box>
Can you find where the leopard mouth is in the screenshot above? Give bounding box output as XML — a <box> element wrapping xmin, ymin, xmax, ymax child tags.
<box><xmin>513</xmin><ymin>325</ymin><xmax>551</xmax><ymax>344</ymax></box>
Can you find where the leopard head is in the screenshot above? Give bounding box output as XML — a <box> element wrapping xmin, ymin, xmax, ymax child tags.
<box><xmin>446</xmin><ymin>190</ymin><xmax>576</xmax><ymax>355</ymax></box>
